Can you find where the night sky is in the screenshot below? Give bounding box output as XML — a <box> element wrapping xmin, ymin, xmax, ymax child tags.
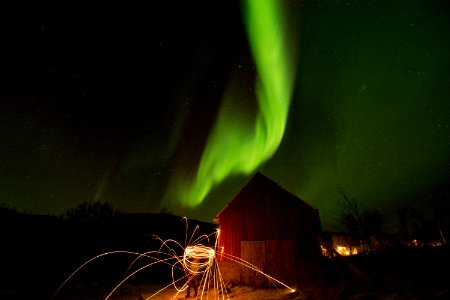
<box><xmin>1</xmin><ymin>1</ymin><xmax>449</xmax><ymax>231</ymax></box>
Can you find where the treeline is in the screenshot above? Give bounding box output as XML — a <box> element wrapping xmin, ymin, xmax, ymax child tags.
<box><xmin>334</xmin><ymin>186</ymin><xmax>449</xmax><ymax>254</ymax></box>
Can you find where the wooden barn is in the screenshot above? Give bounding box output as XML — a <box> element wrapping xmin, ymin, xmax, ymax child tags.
<box><xmin>214</xmin><ymin>172</ymin><xmax>322</xmax><ymax>289</ymax></box>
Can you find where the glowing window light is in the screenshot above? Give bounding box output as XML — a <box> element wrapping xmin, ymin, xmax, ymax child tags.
<box><xmin>336</xmin><ymin>246</ymin><xmax>352</xmax><ymax>256</ymax></box>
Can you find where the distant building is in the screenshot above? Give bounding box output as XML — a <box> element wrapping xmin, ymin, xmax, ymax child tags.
<box><xmin>214</xmin><ymin>172</ymin><xmax>322</xmax><ymax>289</ymax></box>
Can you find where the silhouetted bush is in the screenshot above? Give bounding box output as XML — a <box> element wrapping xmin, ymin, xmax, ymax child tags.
<box><xmin>62</xmin><ymin>201</ymin><xmax>123</xmax><ymax>224</ymax></box>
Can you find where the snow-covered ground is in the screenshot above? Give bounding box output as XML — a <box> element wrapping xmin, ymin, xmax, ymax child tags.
<box><xmin>139</xmin><ymin>285</ymin><xmax>297</xmax><ymax>300</ymax></box>
<box><xmin>54</xmin><ymin>280</ymin><xmax>449</xmax><ymax>300</ymax></box>
<box><xmin>57</xmin><ymin>282</ymin><xmax>299</xmax><ymax>300</ymax></box>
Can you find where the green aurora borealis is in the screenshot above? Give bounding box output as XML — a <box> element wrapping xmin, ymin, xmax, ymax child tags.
<box><xmin>164</xmin><ymin>0</ymin><xmax>299</xmax><ymax>208</ymax></box>
<box><xmin>1</xmin><ymin>1</ymin><xmax>449</xmax><ymax>230</ymax></box>
<box><xmin>264</xmin><ymin>0</ymin><xmax>450</xmax><ymax>229</ymax></box>
<box><xmin>168</xmin><ymin>0</ymin><xmax>450</xmax><ymax>229</ymax></box>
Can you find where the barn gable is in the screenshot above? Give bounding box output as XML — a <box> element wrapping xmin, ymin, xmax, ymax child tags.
<box><xmin>215</xmin><ymin>172</ymin><xmax>322</xmax><ymax>288</ymax></box>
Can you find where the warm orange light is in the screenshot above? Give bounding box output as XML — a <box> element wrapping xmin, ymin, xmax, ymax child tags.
<box><xmin>53</xmin><ymin>218</ymin><xmax>295</xmax><ymax>299</ymax></box>
<box><xmin>218</xmin><ymin>246</ymin><xmax>225</xmax><ymax>261</ymax></box>
<box><xmin>320</xmin><ymin>244</ymin><xmax>329</xmax><ymax>257</ymax></box>
<box><xmin>335</xmin><ymin>246</ymin><xmax>353</xmax><ymax>256</ymax></box>
<box><xmin>183</xmin><ymin>245</ymin><xmax>215</xmax><ymax>274</ymax></box>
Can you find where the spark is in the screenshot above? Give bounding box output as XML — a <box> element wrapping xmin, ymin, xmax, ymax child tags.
<box><xmin>52</xmin><ymin>218</ymin><xmax>295</xmax><ymax>299</ymax></box>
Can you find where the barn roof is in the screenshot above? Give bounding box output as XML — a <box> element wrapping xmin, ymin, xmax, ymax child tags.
<box><xmin>213</xmin><ymin>172</ymin><xmax>317</xmax><ymax>223</ymax></box>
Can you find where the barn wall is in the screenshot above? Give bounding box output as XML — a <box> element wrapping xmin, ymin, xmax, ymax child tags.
<box><xmin>217</xmin><ymin>173</ymin><xmax>322</xmax><ymax>279</ymax></box>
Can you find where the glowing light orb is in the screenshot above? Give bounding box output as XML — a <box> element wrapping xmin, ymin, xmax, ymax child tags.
<box><xmin>183</xmin><ymin>245</ymin><xmax>215</xmax><ymax>274</ymax></box>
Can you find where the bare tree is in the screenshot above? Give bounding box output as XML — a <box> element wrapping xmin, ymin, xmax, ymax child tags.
<box><xmin>337</xmin><ymin>188</ymin><xmax>386</xmax><ymax>254</ymax></box>
<box><xmin>338</xmin><ymin>188</ymin><xmax>366</xmax><ymax>253</ymax></box>
<box><xmin>429</xmin><ymin>188</ymin><xmax>449</xmax><ymax>244</ymax></box>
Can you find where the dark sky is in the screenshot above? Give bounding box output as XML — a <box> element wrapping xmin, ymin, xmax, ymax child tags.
<box><xmin>1</xmin><ymin>1</ymin><xmax>449</xmax><ymax>231</ymax></box>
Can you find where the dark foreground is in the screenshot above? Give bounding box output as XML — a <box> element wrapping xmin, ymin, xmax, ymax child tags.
<box><xmin>1</xmin><ymin>211</ymin><xmax>449</xmax><ymax>299</ymax></box>
<box><xmin>308</xmin><ymin>245</ymin><xmax>450</xmax><ymax>299</ymax></box>
<box><xmin>0</xmin><ymin>211</ymin><xmax>216</xmax><ymax>299</ymax></box>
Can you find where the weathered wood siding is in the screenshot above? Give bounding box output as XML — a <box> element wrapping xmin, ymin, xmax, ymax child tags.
<box><xmin>216</xmin><ymin>172</ymin><xmax>321</xmax><ymax>287</ymax></box>
<box><xmin>241</xmin><ymin>241</ymin><xmax>265</xmax><ymax>287</ymax></box>
<box><xmin>265</xmin><ymin>239</ymin><xmax>296</xmax><ymax>288</ymax></box>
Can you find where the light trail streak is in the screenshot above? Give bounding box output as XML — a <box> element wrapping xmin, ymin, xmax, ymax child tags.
<box><xmin>52</xmin><ymin>218</ymin><xmax>295</xmax><ymax>299</ymax></box>
<box><xmin>219</xmin><ymin>252</ymin><xmax>295</xmax><ymax>293</ymax></box>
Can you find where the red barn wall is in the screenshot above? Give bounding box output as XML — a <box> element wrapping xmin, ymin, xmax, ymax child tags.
<box><xmin>216</xmin><ymin>173</ymin><xmax>321</xmax><ymax>287</ymax></box>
